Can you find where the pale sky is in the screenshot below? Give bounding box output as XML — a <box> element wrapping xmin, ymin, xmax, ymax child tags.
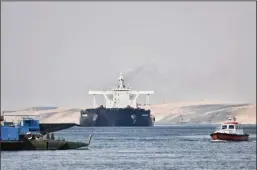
<box><xmin>1</xmin><ymin>1</ymin><xmax>256</xmax><ymax>110</ymax></box>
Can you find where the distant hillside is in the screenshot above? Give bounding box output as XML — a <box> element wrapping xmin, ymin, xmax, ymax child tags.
<box><xmin>2</xmin><ymin>102</ymin><xmax>256</xmax><ymax>124</ymax></box>
<box><xmin>148</xmin><ymin>102</ymin><xmax>256</xmax><ymax>124</ymax></box>
<box><xmin>2</xmin><ymin>107</ymin><xmax>81</xmax><ymax>124</ymax></box>
<box><xmin>2</xmin><ymin>106</ymin><xmax>58</xmax><ymax>113</ymax></box>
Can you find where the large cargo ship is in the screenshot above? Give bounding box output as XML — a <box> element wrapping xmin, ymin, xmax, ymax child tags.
<box><xmin>80</xmin><ymin>73</ymin><xmax>155</xmax><ymax>126</ymax></box>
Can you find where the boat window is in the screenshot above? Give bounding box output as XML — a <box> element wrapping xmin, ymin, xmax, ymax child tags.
<box><xmin>228</xmin><ymin>125</ymin><xmax>234</xmax><ymax>129</ymax></box>
<box><xmin>222</xmin><ymin>125</ymin><xmax>227</xmax><ymax>129</ymax></box>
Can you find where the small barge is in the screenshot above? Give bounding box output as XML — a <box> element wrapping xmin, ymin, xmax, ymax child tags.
<box><xmin>0</xmin><ymin>116</ymin><xmax>92</xmax><ymax>151</ymax></box>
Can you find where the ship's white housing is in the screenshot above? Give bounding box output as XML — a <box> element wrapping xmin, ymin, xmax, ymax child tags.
<box><xmin>89</xmin><ymin>72</ymin><xmax>154</xmax><ymax>109</ymax></box>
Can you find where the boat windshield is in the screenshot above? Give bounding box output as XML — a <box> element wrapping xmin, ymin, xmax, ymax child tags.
<box><xmin>221</xmin><ymin>125</ymin><xmax>227</xmax><ymax>129</ymax></box>
<box><xmin>221</xmin><ymin>124</ymin><xmax>235</xmax><ymax>130</ymax></box>
<box><xmin>228</xmin><ymin>125</ymin><xmax>235</xmax><ymax>129</ymax></box>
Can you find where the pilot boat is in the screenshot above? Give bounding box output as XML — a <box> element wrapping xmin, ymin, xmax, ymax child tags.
<box><xmin>210</xmin><ymin>116</ymin><xmax>249</xmax><ymax>141</ymax></box>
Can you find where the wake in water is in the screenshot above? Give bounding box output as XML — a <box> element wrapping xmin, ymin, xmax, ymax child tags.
<box><xmin>75</xmin><ymin>147</ymin><xmax>90</xmax><ymax>150</ymax></box>
<box><xmin>210</xmin><ymin>139</ymin><xmax>256</xmax><ymax>143</ymax></box>
<box><xmin>210</xmin><ymin>139</ymin><xmax>229</xmax><ymax>142</ymax></box>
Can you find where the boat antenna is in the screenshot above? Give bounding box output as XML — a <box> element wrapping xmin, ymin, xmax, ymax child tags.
<box><xmin>232</xmin><ymin>116</ymin><xmax>237</xmax><ymax>121</ymax></box>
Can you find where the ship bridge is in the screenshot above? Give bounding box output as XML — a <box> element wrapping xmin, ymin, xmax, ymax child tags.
<box><xmin>88</xmin><ymin>72</ymin><xmax>154</xmax><ymax>108</ymax></box>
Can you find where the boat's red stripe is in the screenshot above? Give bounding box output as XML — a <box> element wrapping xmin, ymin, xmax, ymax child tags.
<box><xmin>211</xmin><ymin>133</ymin><xmax>248</xmax><ymax>141</ymax></box>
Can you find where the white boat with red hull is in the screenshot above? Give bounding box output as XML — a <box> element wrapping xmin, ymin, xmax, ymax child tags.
<box><xmin>210</xmin><ymin>116</ymin><xmax>249</xmax><ymax>141</ymax></box>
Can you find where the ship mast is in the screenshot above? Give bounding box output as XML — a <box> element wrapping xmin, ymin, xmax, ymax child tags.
<box><xmin>118</xmin><ymin>72</ymin><xmax>125</xmax><ymax>89</ymax></box>
<box><xmin>88</xmin><ymin>72</ymin><xmax>154</xmax><ymax>109</ymax></box>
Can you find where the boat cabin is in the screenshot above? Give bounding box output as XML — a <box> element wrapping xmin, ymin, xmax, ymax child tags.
<box><xmin>221</xmin><ymin>123</ymin><xmax>241</xmax><ymax>130</ymax></box>
<box><xmin>217</xmin><ymin>116</ymin><xmax>244</xmax><ymax>134</ymax></box>
<box><xmin>0</xmin><ymin>117</ymin><xmax>41</xmax><ymax>141</ymax></box>
<box><xmin>19</xmin><ymin>118</ymin><xmax>40</xmax><ymax>134</ymax></box>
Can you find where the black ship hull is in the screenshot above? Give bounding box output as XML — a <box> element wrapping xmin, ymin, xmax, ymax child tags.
<box><xmin>80</xmin><ymin>107</ymin><xmax>155</xmax><ymax>127</ymax></box>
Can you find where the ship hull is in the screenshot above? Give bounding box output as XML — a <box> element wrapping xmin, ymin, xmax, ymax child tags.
<box><xmin>210</xmin><ymin>133</ymin><xmax>249</xmax><ymax>141</ymax></box>
<box><xmin>80</xmin><ymin>107</ymin><xmax>154</xmax><ymax>127</ymax></box>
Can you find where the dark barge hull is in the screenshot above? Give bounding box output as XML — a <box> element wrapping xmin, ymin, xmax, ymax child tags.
<box><xmin>0</xmin><ymin>141</ymin><xmax>25</xmax><ymax>151</ymax></box>
<box><xmin>80</xmin><ymin>107</ymin><xmax>155</xmax><ymax>127</ymax></box>
<box><xmin>0</xmin><ymin>138</ymin><xmax>91</xmax><ymax>151</ymax></box>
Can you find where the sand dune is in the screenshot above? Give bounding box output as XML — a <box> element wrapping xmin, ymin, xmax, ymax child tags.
<box><xmin>2</xmin><ymin>101</ymin><xmax>256</xmax><ymax>124</ymax></box>
<box><xmin>147</xmin><ymin>101</ymin><xmax>256</xmax><ymax>124</ymax></box>
<box><xmin>2</xmin><ymin>108</ymin><xmax>81</xmax><ymax>124</ymax></box>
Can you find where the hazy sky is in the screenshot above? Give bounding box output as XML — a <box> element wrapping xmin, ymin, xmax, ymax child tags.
<box><xmin>1</xmin><ymin>2</ymin><xmax>256</xmax><ymax>110</ymax></box>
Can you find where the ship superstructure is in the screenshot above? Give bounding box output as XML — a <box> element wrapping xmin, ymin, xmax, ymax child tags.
<box><xmin>80</xmin><ymin>72</ymin><xmax>155</xmax><ymax>126</ymax></box>
<box><xmin>89</xmin><ymin>72</ymin><xmax>154</xmax><ymax>108</ymax></box>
